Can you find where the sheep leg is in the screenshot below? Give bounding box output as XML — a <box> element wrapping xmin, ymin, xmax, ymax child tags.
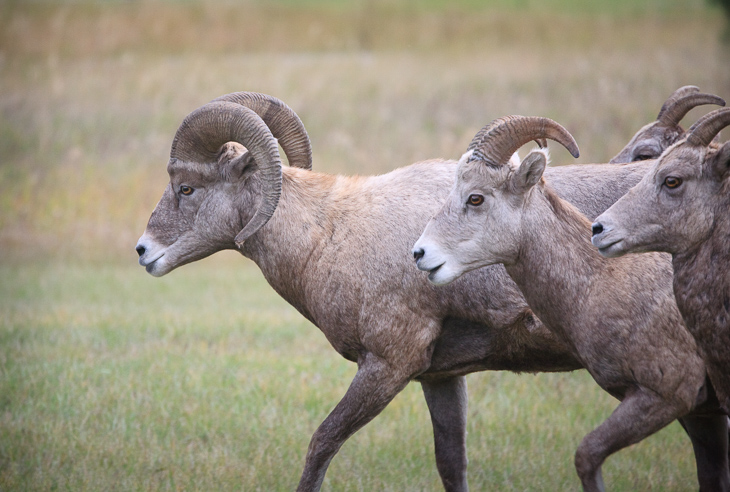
<box><xmin>295</xmin><ymin>352</ymin><xmax>415</xmax><ymax>492</ymax></box>
<box><xmin>422</xmin><ymin>376</ymin><xmax>469</xmax><ymax>492</ymax></box>
<box><xmin>573</xmin><ymin>389</ymin><xmax>686</xmax><ymax>492</ymax></box>
<box><xmin>678</xmin><ymin>414</ymin><xmax>730</xmax><ymax>492</ymax></box>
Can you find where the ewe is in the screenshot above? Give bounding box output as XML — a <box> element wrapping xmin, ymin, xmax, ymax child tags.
<box><xmin>413</xmin><ymin>116</ymin><xmax>726</xmax><ymax>492</ymax></box>
<box><xmin>610</xmin><ymin>85</ymin><xmax>724</xmax><ymax>163</ymax></box>
<box><xmin>593</xmin><ymin>107</ymin><xmax>730</xmax><ymax>416</ymax></box>
<box><xmin>137</xmin><ymin>93</ymin><xmax>727</xmax><ymax>491</ymax></box>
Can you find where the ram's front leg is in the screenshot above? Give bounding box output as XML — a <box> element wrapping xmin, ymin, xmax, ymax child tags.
<box><xmin>422</xmin><ymin>376</ymin><xmax>469</xmax><ymax>492</ymax></box>
<box><xmin>296</xmin><ymin>352</ymin><xmax>421</xmax><ymax>492</ymax></box>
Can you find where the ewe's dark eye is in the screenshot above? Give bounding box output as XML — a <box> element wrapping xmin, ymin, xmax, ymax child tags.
<box><xmin>467</xmin><ymin>194</ymin><xmax>484</xmax><ymax>206</ymax></box>
<box><xmin>664</xmin><ymin>176</ymin><xmax>682</xmax><ymax>189</ymax></box>
<box><xmin>180</xmin><ymin>185</ymin><xmax>194</xmax><ymax>196</ymax></box>
<box><xmin>635</xmin><ymin>154</ymin><xmax>654</xmax><ymax>161</ymax></box>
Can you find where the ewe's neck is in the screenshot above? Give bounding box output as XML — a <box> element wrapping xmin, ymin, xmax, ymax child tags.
<box><xmin>672</xmin><ymin>195</ymin><xmax>730</xmax><ymax>334</ymax></box>
<box><xmin>504</xmin><ymin>185</ymin><xmax>607</xmax><ymax>336</ymax></box>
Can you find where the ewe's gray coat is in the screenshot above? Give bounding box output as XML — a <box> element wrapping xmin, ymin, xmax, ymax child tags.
<box><xmin>594</xmin><ymin>108</ymin><xmax>730</xmax><ymax>416</ymax></box>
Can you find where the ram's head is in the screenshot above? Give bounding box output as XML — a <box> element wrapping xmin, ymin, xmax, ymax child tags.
<box><xmin>136</xmin><ymin>93</ymin><xmax>311</xmax><ymax>276</ymax></box>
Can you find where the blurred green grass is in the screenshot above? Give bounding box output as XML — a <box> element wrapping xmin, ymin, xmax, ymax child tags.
<box><xmin>0</xmin><ymin>259</ymin><xmax>697</xmax><ymax>490</ymax></box>
<box><xmin>0</xmin><ymin>1</ymin><xmax>728</xmax><ymax>490</ymax></box>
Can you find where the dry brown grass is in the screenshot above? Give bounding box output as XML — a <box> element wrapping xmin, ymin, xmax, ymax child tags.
<box><xmin>0</xmin><ymin>0</ymin><xmax>728</xmax><ymax>263</ymax></box>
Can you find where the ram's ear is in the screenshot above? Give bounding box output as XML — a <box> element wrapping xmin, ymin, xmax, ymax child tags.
<box><xmin>218</xmin><ymin>142</ymin><xmax>257</xmax><ymax>180</ymax></box>
<box><xmin>710</xmin><ymin>140</ymin><xmax>730</xmax><ymax>181</ymax></box>
<box><xmin>511</xmin><ymin>149</ymin><xmax>547</xmax><ymax>193</ymax></box>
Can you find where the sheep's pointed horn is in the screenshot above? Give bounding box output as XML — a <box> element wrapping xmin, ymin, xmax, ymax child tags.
<box><xmin>212</xmin><ymin>92</ymin><xmax>312</xmax><ymax>170</ymax></box>
<box><xmin>657</xmin><ymin>86</ymin><xmax>725</xmax><ymax>127</ymax></box>
<box><xmin>656</xmin><ymin>85</ymin><xmax>699</xmax><ymax>121</ymax></box>
<box><xmin>170</xmin><ymin>100</ymin><xmax>282</xmax><ymax>246</ymax></box>
<box><xmin>687</xmin><ymin>107</ymin><xmax>730</xmax><ymax>148</ymax></box>
<box><xmin>467</xmin><ymin>115</ymin><xmax>580</xmax><ymax>166</ymax></box>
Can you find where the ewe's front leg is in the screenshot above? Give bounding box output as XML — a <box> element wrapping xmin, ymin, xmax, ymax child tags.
<box><xmin>679</xmin><ymin>414</ymin><xmax>730</xmax><ymax>492</ymax></box>
<box><xmin>422</xmin><ymin>376</ymin><xmax>469</xmax><ymax>492</ymax></box>
<box><xmin>296</xmin><ymin>352</ymin><xmax>418</xmax><ymax>492</ymax></box>
<box><xmin>574</xmin><ymin>388</ymin><xmax>691</xmax><ymax>492</ymax></box>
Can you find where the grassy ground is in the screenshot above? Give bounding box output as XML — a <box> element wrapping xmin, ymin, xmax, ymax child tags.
<box><xmin>1</xmin><ymin>0</ymin><xmax>729</xmax><ymax>490</ymax></box>
<box><xmin>0</xmin><ymin>259</ymin><xmax>698</xmax><ymax>491</ymax></box>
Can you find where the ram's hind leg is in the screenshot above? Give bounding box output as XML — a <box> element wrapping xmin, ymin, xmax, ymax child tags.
<box><xmin>422</xmin><ymin>376</ymin><xmax>469</xmax><ymax>492</ymax></box>
<box><xmin>573</xmin><ymin>388</ymin><xmax>690</xmax><ymax>492</ymax></box>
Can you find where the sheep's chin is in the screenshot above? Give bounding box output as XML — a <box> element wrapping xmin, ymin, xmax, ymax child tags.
<box><xmin>427</xmin><ymin>262</ymin><xmax>465</xmax><ymax>286</ymax></box>
<box><xmin>145</xmin><ymin>256</ymin><xmax>172</xmax><ymax>277</ymax></box>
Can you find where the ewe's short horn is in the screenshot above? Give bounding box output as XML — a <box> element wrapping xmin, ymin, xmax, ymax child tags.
<box><xmin>687</xmin><ymin>107</ymin><xmax>730</xmax><ymax>148</ymax></box>
<box><xmin>212</xmin><ymin>92</ymin><xmax>312</xmax><ymax>170</ymax></box>
<box><xmin>467</xmin><ymin>115</ymin><xmax>580</xmax><ymax>166</ymax></box>
<box><xmin>657</xmin><ymin>86</ymin><xmax>725</xmax><ymax>127</ymax></box>
<box><xmin>170</xmin><ymin>100</ymin><xmax>282</xmax><ymax>246</ymax></box>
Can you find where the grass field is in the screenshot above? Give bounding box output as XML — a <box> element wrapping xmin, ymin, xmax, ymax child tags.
<box><xmin>1</xmin><ymin>0</ymin><xmax>729</xmax><ymax>490</ymax></box>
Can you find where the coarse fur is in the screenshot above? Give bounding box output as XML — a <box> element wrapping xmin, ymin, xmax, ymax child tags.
<box><xmin>137</xmin><ymin>96</ymin><xmax>728</xmax><ymax>492</ymax></box>
<box><xmin>594</xmin><ymin>109</ymin><xmax>730</xmax><ymax>416</ymax></box>
<box><xmin>414</xmin><ymin>120</ymin><xmax>728</xmax><ymax>492</ymax></box>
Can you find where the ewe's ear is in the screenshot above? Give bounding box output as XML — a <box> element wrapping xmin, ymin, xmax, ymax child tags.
<box><xmin>218</xmin><ymin>142</ymin><xmax>257</xmax><ymax>180</ymax></box>
<box><xmin>512</xmin><ymin>150</ymin><xmax>547</xmax><ymax>193</ymax></box>
<box><xmin>710</xmin><ymin>141</ymin><xmax>730</xmax><ymax>181</ymax></box>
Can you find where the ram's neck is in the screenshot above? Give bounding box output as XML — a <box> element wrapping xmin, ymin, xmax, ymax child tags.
<box><xmin>240</xmin><ymin>168</ymin><xmax>340</xmax><ymax>321</ymax></box>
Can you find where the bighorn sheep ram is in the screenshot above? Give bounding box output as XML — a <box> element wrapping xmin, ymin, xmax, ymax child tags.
<box><xmin>136</xmin><ymin>93</ymin><xmax>728</xmax><ymax>491</ymax></box>
<box><xmin>609</xmin><ymin>85</ymin><xmax>724</xmax><ymax>163</ymax></box>
<box><xmin>593</xmin><ymin>107</ymin><xmax>730</xmax><ymax>416</ymax></box>
<box><xmin>412</xmin><ymin>116</ymin><xmax>729</xmax><ymax>492</ymax></box>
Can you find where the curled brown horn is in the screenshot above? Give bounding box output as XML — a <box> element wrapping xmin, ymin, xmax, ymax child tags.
<box><xmin>657</xmin><ymin>86</ymin><xmax>725</xmax><ymax>127</ymax></box>
<box><xmin>657</xmin><ymin>85</ymin><xmax>699</xmax><ymax>118</ymax></box>
<box><xmin>170</xmin><ymin>100</ymin><xmax>282</xmax><ymax>246</ymax></box>
<box><xmin>212</xmin><ymin>92</ymin><xmax>312</xmax><ymax>170</ymax></box>
<box><xmin>467</xmin><ymin>115</ymin><xmax>580</xmax><ymax>166</ymax></box>
<box><xmin>686</xmin><ymin>107</ymin><xmax>730</xmax><ymax>148</ymax></box>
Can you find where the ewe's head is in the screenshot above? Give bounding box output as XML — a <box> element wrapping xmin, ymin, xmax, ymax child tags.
<box><xmin>413</xmin><ymin>116</ymin><xmax>579</xmax><ymax>285</ymax></box>
<box><xmin>593</xmin><ymin>107</ymin><xmax>730</xmax><ymax>257</ymax></box>
<box><xmin>610</xmin><ymin>85</ymin><xmax>724</xmax><ymax>164</ymax></box>
<box><xmin>136</xmin><ymin>93</ymin><xmax>311</xmax><ymax>277</ymax></box>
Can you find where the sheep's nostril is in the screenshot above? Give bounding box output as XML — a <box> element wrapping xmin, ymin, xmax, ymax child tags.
<box><xmin>591</xmin><ymin>223</ymin><xmax>604</xmax><ymax>237</ymax></box>
<box><xmin>136</xmin><ymin>245</ymin><xmax>146</xmax><ymax>257</ymax></box>
<box><xmin>413</xmin><ymin>248</ymin><xmax>425</xmax><ymax>262</ymax></box>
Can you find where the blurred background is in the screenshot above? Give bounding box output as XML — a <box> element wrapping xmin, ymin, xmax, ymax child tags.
<box><xmin>1</xmin><ymin>1</ymin><xmax>729</xmax><ymax>490</ymax></box>
<box><xmin>2</xmin><ymin>0</ymin><xmax>728</xmax><ymax>263</ymax></box>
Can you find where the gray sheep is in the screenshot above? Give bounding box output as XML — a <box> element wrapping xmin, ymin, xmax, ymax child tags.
<box><xmin>413</xmin><ymin>115</ymin><xmax>728</xmax><ymax>492</ymax></box>
<box><xmin>593</xmin><ymin>107</ymin><xmax>730</xmax><ymax>417</ymax></box>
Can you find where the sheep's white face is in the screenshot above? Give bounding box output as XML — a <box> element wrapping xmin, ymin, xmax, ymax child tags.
<box><xmin>136</xmin><ymin>143</ymin><xmax>256</xmax><ymax>276</ymax></box>
<box><xmin>413</xmin><ymin>150</ymin><xmax>546</xmax><ymax>286</ymax></box>
<box><xmin>592</xmin><ymin>141</ymin><xmax>730</xmax><ymax>257</ymax></box>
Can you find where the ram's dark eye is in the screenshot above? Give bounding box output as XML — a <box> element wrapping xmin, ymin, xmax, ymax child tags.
<box><xmin>664</xmin><ymin>176</ymin><xmax>682</xmax><ymax>189</ymax></box>
<box><xmin>635</xmin><ymin>154</ymin><xmax>654</xmax><ymax>161</ymax></box>
<box><xmin>467</xmin><ymin>194</ymin><xmax>484</xmax><ymax>206</ymax></box>
<box><xmin>180</xmin><ymin>185</ymin><xmax>194</xmax><ymax>195</ymax></box>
